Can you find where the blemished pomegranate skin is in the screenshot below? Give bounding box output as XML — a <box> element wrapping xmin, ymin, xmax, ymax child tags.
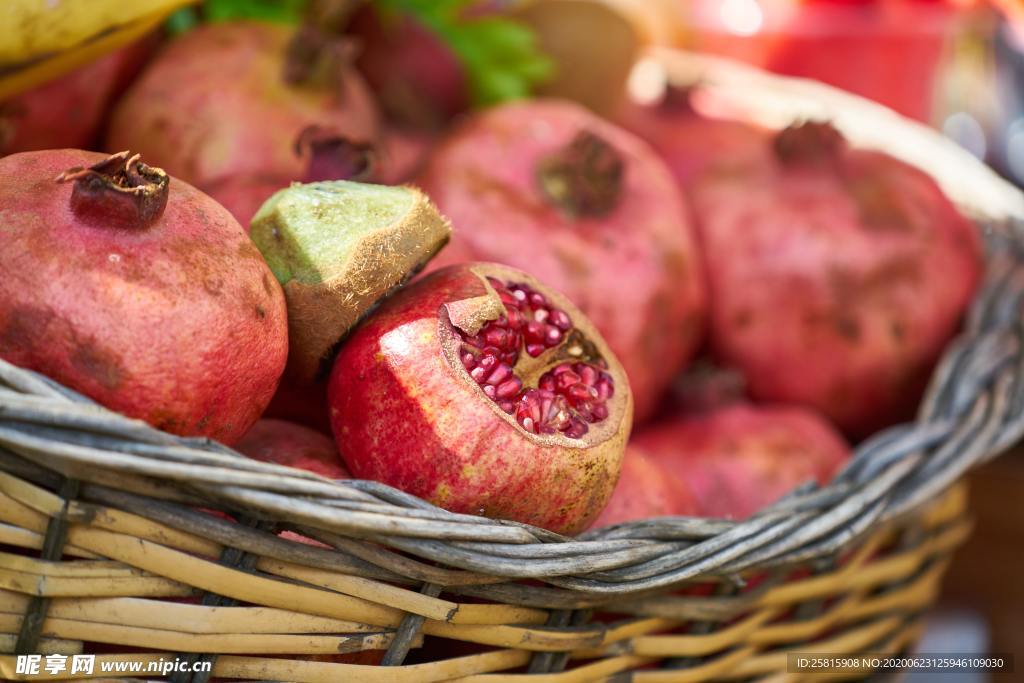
<box><xmin>419</xmin><ymin>100</ymin><xmax>706</xmax><ymax>423</ymax></box>
<box><xmin>691</xmin><ymin>122</ymin><xmax>983</xmax><ymax>436</ymax></box>
<box><xmin>107</xmin><ymin>21</ymin><xmax>378</xmax><ymax>227</ymax></box>
<box><xmin>0</xmin><ymin>149</ymin><xmax>288</xmax><ymax>444</ymax></box>
<box><xmin>328</xmin><ymin>263</ymin><xmax>632</xmax><ymax>535</ymax></box>
<box><xmin>636</xmin><ymin>403</ymin><xmax>852</xmax><ymax>520</ymax></box>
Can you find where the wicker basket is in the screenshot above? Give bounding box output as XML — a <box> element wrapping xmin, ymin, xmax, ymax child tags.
<box><xmin>1</xmin><ymin>51</ymin><xmax>1022</xmax><ymax>682</ymax></box>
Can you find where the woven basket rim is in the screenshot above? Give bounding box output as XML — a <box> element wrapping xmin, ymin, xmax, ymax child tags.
<box><xmin>1</xmin><ymin>50</ymin><xmax>1021</xmax><ymax>596</ymax></box>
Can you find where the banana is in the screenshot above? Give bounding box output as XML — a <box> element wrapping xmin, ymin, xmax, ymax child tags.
<box><xmin>0</xmin><ymin>0</ymin><xmax>198</xmax><ymax>100</ymax></box>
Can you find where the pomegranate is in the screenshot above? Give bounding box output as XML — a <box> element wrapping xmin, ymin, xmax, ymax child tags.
<box><xmin>590</xmin><ymin>444</ymin><xmax>697</xmax><ymax>528</ymax></box>
<box><xmin>418</xmin><ymin>100</ymin><xmax>706</xmax><ymax>422</ymax></box>
<box><xmin>235</xmin><ymin>419</ymin><xmax>349</xmax><ymax>479</ymax></box>
<box><xmin>691</xmin><ymin>122</ymin><xmax>982</xmax><ymax>436</ymax></box>
<box><xmin>1</xmin><ymin>40</ymin><xmax>153</xmax><ymax>156</ymax></box>
<box><xmin>0</xmin><ymin>150</ymin><xmax>288</xmax><ymax>444</ymax></box>
<box><xmin>636</xmin><ymin>403</ymin><xmax>851</xmax><ymax>520</ymax></box>
<box><xmin>328</xmin><ymin>263</ymin><xmax>632</xmax><ymax>534</ymax></box>
<box><xmin>616</xmin><ymin>87</ymin><xmax>772</xmax><ymax>191</ymax></box>
<box><xmin>346</xmin><ymin>4</ymin><xmax>468</xmax><ymax>130</ymax></box>
<box><xmin>106</xmin><ymin>21</ymin><xmax>379</xmax><ymax>227</ymax></box>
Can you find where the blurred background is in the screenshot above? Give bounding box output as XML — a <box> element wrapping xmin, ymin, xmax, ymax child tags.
<box><xmin>2</xmin><ymin>1</ymin><xmax>1023</xmax><ymax>679</ymax></box>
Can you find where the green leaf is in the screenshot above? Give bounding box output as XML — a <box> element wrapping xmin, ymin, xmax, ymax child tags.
<box><xmin>381</xmin><ymin>0</ymin><xmax>553</xmax><ymax>106</ymax></box>
<box><xmin>165</xmin><ymin>7</ymin><xmax>200</xmax><ymax>34</ymax></box>
<box><xmin>202</xmin><ymin>0</ymin><xmax>309</xmax><ymax>24</ymax></box>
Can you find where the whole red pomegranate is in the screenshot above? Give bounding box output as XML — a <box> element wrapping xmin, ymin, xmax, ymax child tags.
<box><xmin>616</xmin><ymin>87</ymin><xmax>772</xmax><ymax>191</ymax></box>
<box><xmin>590</xmin><ymin>444</ymin><xmax>697</xmax><ymax>528</ymax></box>
<box><xmin>1</xmin><ymin>41</ymin><xmax>152</xmax><ymax>156</ymax></box>
<box><xmin>107</xmin><ymin>21</ymin><xmax>378</xmax><ymax>227</ymax></box>
<box><xmin>692</xmin><ymin>122</ymin><xmax>982</xmax><ymax>436</ymax></box>
<box><xmin>0</xmin><ymin>150</ymin><xmax>288</xmax><ymax>444</ymax></box>
<box><xmin>236</xmin><ymin>419</ymin><xmax>348</xmax><ymax>479</ymax></box>
<box><xmin>328</xmin><ymin>263</ymin><xmax>632</xmax><ymax>534</ymax></box>
<box><xmin>419</xmin><ymin>100</ymin><xmax>706</xmax><ymax>423</ymax></box>
<box><xmin>637</xmin><ymin>403</ymin><xmax>851</xmax><ymax>520</ymax></box>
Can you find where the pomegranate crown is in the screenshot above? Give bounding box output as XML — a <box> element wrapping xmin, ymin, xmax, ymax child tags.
<box><xmin>537</xmin><ymin>130</ymin><xmax>624</xmax><ymax>219</ymax></box>
<box><xmin>283</xmin><ymin>22</ymin><xmax>359</xmax><ymax>89</ymax></box>
<box><xmin>293</xmin><ymin>125</ymin><xmax>375</xmax><ymax>184</ymax></box>
<box><xmin>56</xmin><ymin>151</ymin><xmax>169</xmax><ymax>230</ymax></box>
<box><xmin>773</xmin><ymin>120</ymin><xmax>847</xmax><ymax>167</ymax></box>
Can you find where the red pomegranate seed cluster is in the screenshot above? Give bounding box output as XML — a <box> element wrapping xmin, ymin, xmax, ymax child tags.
<box><xmin>458</xmin><ymin>278</ymin><xmax>614</xmax><ymax>438</ymax></box>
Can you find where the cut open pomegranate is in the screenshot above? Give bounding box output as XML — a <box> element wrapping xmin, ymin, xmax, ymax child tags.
<box><xmin>328</xmin><ymin>262</ymin><xmax>632</xmax><ymax>534</ymax></box>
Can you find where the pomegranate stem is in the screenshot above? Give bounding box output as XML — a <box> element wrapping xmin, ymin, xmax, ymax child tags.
<box><xmin>56</xmin><ymin>151</ymin><xmax>169</xmax><ymax>230</ymax></box>
<box><xmin>537</xmin><ymin>130</ymin><xmax>624</xmax><ymax>218</ymax></box>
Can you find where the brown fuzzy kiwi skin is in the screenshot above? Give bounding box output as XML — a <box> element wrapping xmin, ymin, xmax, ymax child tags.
<box><xmin>252</xmin><ymin>183</ymin><xmax>452</xmax><ymax>384</ymax></box>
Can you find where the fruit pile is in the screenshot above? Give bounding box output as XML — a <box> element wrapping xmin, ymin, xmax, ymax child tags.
<box><xmin>0</xmin><ymin>1</ymin><xmax>983</xmax><ymax>548</ymax></box>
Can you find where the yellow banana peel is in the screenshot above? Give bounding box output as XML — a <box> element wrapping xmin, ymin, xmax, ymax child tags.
<box><xmin>0</xmin><ymin>0</ymin><xmax>199</xmax><ymax>100</ymax></box>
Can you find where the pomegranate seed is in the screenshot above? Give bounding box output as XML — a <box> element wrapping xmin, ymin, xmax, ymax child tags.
<box><xmin>556</xmin><ymin>370</ymin><xmax>581</xmax><ymax>391</ymax></box>
<box><xmin>549</xmin><ymin>309</ymin><xmax>571</xmax><ymax>331</ymax></box>
<box><xmin>525</xmin><ymin>320</ymin><xmax>545</xmax><ymax>342</ymax></box>
<box><xmin>495</xmin><ymin>378</ymin><xmax>522</xmax><ymax>398</ymax></box>
<box><xmin>574</xmin><ymin>400</ymin><xmax>593</xmax><ymax>420</ymax></box>
<box><xmin>506</xmin><ymin>307</ymin><xmax>523</xmax><ymax>328</ymax></box>
<box><xmin>456</xmin><ymin>278</ymin><xmax>614</xmax><ymax>439</ymax></box>
<box><xmin>567</xmin><ymin>384</ymin><xmax>595</xmax><ymax>402</ymax></box>
<box><xmin>486</xmin><ymin>364</ymin><xmax>512</xmax><ymax>386</ymax></box>
<box><xmin>564</xmin><ymin>419</ymin><xmax>589</xmax><ymax>438</ymax></box>
<box><xmin>484</xmin><ymin>327</ymin><xmax>508</xmax><ymax>348</ymax></box>
<box><xmin>525</xmin><ymin>343</ymin><xmax>546</xmax><ymax>357</ymax></box>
